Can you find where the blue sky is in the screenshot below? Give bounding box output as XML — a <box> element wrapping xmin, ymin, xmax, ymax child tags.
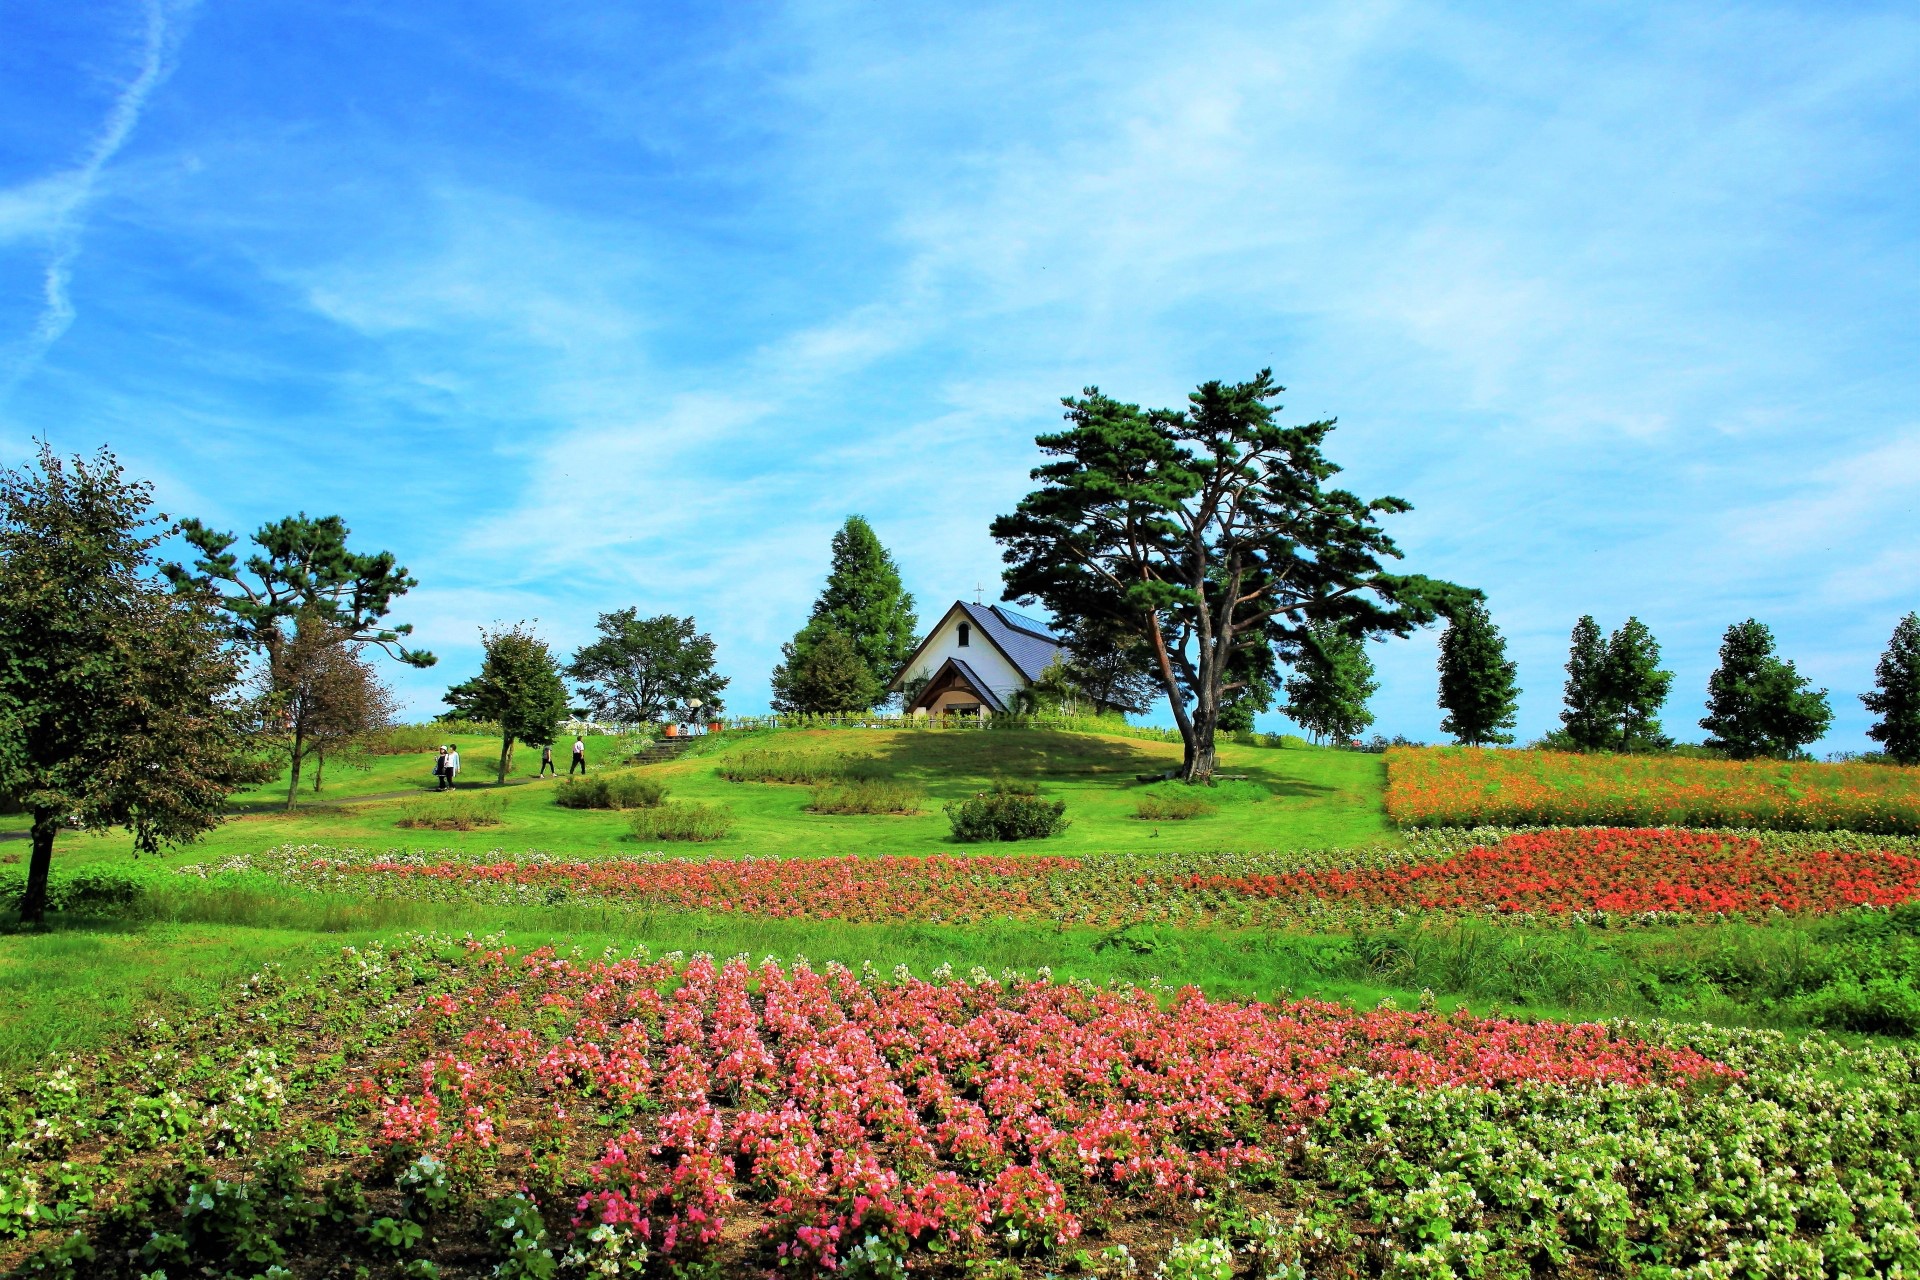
<box><xmin>3</xmin><ymin>0</ymin><xmax>1917</xmax><ymax>748</ymax></box>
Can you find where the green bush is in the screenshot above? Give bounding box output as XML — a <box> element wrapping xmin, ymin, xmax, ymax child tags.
<box><xmin>1133</xmin><ymin>790</ymin><xmax>1217</xmax><ymax>821</ymax></box>
<box><xmin>393</xmin><ymin>794</ymin><xmax>505</xmax><ymax>831</ymax></box>
<box><xmin>627</xmin><ymin>802</ymin><xmax>733</xmax><ymax>842</ymax></box>
<box><xmin>553</xmin><ymin>773</ymin><xmax>668</xmax><ymax>810</ymax></box>
<box><xmin>945</xmin><ymin>783</ymin><xmax>1069</xmax><ymax>842</ymax></box>
<box><xmin>808</xmin><ymin>778</ymin><xmax>925</xmax><ymax>815</ymax></box>
<box><xmin>717</xmin><ymin>750</ymin><xmax>864</xmax><ymax>785</ymax></box>
<box><xmin>0</xmin><ymin>868</ymin><xmax>143</xmax><ymax>916</ymax></box>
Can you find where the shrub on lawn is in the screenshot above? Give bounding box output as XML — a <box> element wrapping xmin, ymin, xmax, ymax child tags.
<box><xmin>628</xmin><ymin>802</ymin><xmax>734</xmax><ymax>842</ymax></box>
<box><xmin>1134</xmin><ymin>790</ymin><xmax>1217</xmax><ymax>820</ymax></box>
<box><xmin>394</xmin><ymin>793</ymin><xmax>505</xmax><ymax>830</ymax></box>
<box><xmin>554</xmin><ymin>772</ymin><xmax>669</xmax><ymax>810</ymax></box>
<box><xmin>717</xmin><ymin>750</ymin><xmax>865</xmax><ymax>785</ymax></box>
<box><xmin>946</xmin><ymin>782</ymin><xmax>1069</xmax><ymax>842</ymax></box>
<box><xmin>808</xmin><ymin>778</ymin><xmax>925</xmax><ymax>815</ymax></box>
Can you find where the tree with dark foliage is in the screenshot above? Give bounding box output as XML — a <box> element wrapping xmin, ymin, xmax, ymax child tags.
<box><xmin>992</xmin><ymin>370</ymin><xmax>1469</xmax><ymax>780</ymax></box>
<box><xmin>0</xmin><ymin>446</ymin><xmax>264</xmax><ymax>925</ymax></box>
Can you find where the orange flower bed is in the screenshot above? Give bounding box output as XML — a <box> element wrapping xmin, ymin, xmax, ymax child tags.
<box><xmin>1386</xmin><ymin>747</ymin><xmax>1920</xmax><ymax>834</ymax></box>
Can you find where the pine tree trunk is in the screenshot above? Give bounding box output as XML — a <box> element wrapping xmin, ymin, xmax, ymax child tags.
<box><xmin>19</xmin><ymin>810</ymin><xmax>58</xmax><ymax>926</ymax></box>
<box><xmin>313</xmin><ymin>752</ymin><xmax>325</xmax><ymax>792</ymax></box>
<box><xmin>497</xmin><ymin>731</ymin><xmax>514</xmax><ymax>784</ymax></box>
<box><xmin>1180</xmin><ymin>706</ymin><xmax>1219</xmax><ymax>782</ymax></box>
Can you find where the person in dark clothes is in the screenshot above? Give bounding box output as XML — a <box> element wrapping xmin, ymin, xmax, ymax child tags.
<box><xmin>434</xmin><ymin>747</ymin><xmax>449</xmax><ymax>791</ymax></box>
<box><xmin>569</xmin><ymin>736</ymin><xmax>587</xmax><ymax>775</ymax></box>
<box><xmin>538</xmin><ymin>743</ymin><xmax>557</xmax><ymax>777</ymax></box>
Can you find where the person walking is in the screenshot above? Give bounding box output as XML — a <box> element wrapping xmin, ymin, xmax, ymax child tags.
<box><xmin>434</xmin><ymin>746</ymin><xmax>449</xmax><ymax>791</ymax></box>
<box><xmin>537</xmin><ymin>743</ymin><xmax>556</xmax><ymax>777</ymax></box>
<box><xmin>446</xmin><ymin>745</ymin><xmax>461</xmax><ymax>790</ymax></box>
<box><xmin>569</xmin><ymin>735</ymin><xmax>587</xmax><ymax>775</ymax></box>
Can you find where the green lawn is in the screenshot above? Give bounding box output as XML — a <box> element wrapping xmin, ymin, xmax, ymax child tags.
<box><xmin>20</xmin><ymin>727</ymin><xmax>1392</xmax><ymax>869</ymax></box>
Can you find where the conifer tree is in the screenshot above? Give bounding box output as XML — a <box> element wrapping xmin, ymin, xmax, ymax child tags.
<box><xmin>787</xmin><ymin>516</ymin><xmax>917</xmax><ymax>703</ymax></box>
<box><xmin>1559</xmin><ymin>615</ymin><xmax>1613</xmax><ymax>750</ymax></box>
<box><xmin>770</xmin><ymin>627</ymin><xmax>881</xmax><ymax>714</ymax></box>
<box><xmin>1862</xmin><ymin>612</ymin><xmax>1920</xmax><ymax>766</ymax></box>
<box><xmin>1283</xmin><ymin>624</ymin><xmax>1379</xmax><ymax>745</ymax></box>
<box><xmin>1435</xmin><ymin>599</ymin><xmax>1520</xmax><ymax>746</ymax></box>
<box><xmin>1700</xmin><ymin>619</ymin><xmax>1832</xmax><ymax>759</ymax></box>
<box><xmin>1602</xmin><ymin>618</ymin><xmax>1674</xmax><ymax>752</ymax></box>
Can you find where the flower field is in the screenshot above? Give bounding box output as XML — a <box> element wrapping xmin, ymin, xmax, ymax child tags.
<box><xmin>201</xmin><ymin>825</ymin><xmax>1920</xmax><ymax>927</ymax></box>
<box><xmin>1386</xmin><ymin>747</ymin><xmax>1920</xmax><ymax>833</ymax></box>
<box><xmin>5</xmin><ymin>935</ymin><xmax>1920</xmax><ymax>1279</ymax></box>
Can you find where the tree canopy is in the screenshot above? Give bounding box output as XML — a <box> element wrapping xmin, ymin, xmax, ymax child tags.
<box><xmin>1862</xmin><ymin>612</ymin><xmax>1920</xmax><ymax>766</ymax></box>
<box><xmin>1283</xmin><ymin>623</ymin><xmax>1378</xmax><ymax>745</ymax></box>
<box><xmin>1436</xmin><ymin>598</ymin><xmax>1521</xmax><ymax>746</ymax></box>
<box><xmin>566</xmin><ymin>610</ymin><xmax>729</xmax><ymax>726</ymax></box>
<box><xmin>803</xmin><ymin>516</ymin><xmax>918</xmax><ymax>698</ymax></box>
<box><xmin>1558</xmin><ymin>616</ymin><xmax>1613</xmax><ymax>751</ymax></box>
<box><xmin>770</xmin><ymin>626</ymin><xmax>881</xmax><ymax>714</ymax></box>
<box><xmin>165</xmin><ymin>512</ymin><xmax>434</xmax><ymax>668</ymax></box>
<box><xmin>991</xmin><ymin>370</ymin><xmax>1468</xmax><ymax>780</ymax></box>
<box><xmin>1701</xmin><ymin>619</ymin><xmax>1832</xmax><ymax>759</ymax></box>
<box><xmin>0</xmin><ymin>446</ymin><xmax>264</xmax><ymax>924</ymax></box>
<box><xmin>257</xmin><ymin>614</ymin><xmax>397</xmax><ymax>806</ymax></box>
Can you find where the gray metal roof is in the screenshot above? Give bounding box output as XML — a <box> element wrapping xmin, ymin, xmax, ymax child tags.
<box><xmin>960</xmin><ymin>601</ymin><xmax>1065</xmax><ymax>683</ymax></box>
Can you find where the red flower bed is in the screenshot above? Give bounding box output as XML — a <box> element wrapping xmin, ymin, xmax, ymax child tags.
<box><xmin>1188</xmin><ymin>827</ymin><xmax>1920</xmax><ymax>917</ymax></box>
<box><xmin>364</xmin><ymin>945</ymin><xmax>1733</xmax><ymax>1271</ymax></box>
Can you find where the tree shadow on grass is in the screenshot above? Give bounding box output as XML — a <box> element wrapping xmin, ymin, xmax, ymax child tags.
<box><xmin>856</xmin><ymin>728</ymin><xmax>1341</xmax><ymax>801</ymax></box>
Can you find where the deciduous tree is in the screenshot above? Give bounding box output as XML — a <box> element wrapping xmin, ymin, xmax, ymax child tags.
<box><xmin>991</xmin><ymin>370</ymin><xmax>1468</xmax><ymax>781</ymax></box>
<box><xmin>0</xmin><ymin>446</ymin><xmax>265</xmax><ymax>925</ymax></box>
<box><xmin>166</xmin><ymin>512</ymin><xmax>432</xmax><ymax>802</ymax></box>
<box><xmin>1436</xmin><ymin>599</ymin><xmax>1520</xmax><ymax>746</ymax></box>
<box><xmin>1862</xmin><ymin>612</ymin><xmax>1920</xmax><ymax>766</ymax></box>
<box><xmin>449</xmin><ymin>623</ymin><xmax>570</xmax><ymax>781</ymax></box>
<box><xmin>1701</xmin><ymin>619</ymin><xmax>1832</xmax><ymax>759</ymax></box>
<box><xmin>257</xmin><ymin>617</ymin><xmax>397</xmax><ymax>795</ymax></box>
<box><xmin>1603</xmin><ymin>618</ymin><xmax>1674</xmax><ymax>753</ymax></box>
<box><xmin>1282</xmin><ymin>623</ymin><xmax>1378</xmax><ymax>745</ymax></box>
<box><xmin>566</xmin><ymin>610</ymin><xmax>728</xmax><ymax>726</ymax></box>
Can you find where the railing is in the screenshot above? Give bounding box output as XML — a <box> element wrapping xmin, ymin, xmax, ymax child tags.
<box><xmin>717</xmin><ymin>712</ymin><xmax>1294</xmax><ymax>750</ymax></box>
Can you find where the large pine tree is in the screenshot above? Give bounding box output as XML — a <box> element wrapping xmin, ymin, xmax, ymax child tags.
<box><xmin>775</xmin><ymin>517</ymin><xmax>917</xmax><ymax>710</ymax></box>
<box><xmin>1700</xmin><ymin>619</ymin><xmax>1832</xmax><ymax>759</ymax></box>
<box><xmin>1862</xmin><ymin>612</ymin><xmax>1920</xmax><ymax>765</ymax></box>
<box><xmin>1435</xmin><ymin>599</ymin><xmax>1520</xmax><ymax>746</ymax></box>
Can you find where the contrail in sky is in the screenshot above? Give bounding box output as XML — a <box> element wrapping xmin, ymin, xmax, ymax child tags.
<box><xmin>1</xmin><ymin>0</ymin><xmax>177</xmax><ymax>404</ymax></box>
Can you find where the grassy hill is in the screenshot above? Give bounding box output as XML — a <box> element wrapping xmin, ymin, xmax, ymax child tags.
<box><xmin>11</xmin><ymin>726</ymin><xmax>1392</xmax><ymax>870</ymax></box>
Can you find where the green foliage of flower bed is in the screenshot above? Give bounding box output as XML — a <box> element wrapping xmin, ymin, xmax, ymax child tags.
<box><xmin>2</xmin><ymin>936</ymin><xmax>1918</xmax><ymax>1279</ymax></box>
<box><xmin>807</xmin><ymin>777</ymin><xmax>924</xmax><ymax>815</ymax></box>
<box><xmin>552</xmin><ymin>772</ymin><xmax>668</xmax><ymax>810</ymax></box>
<box><xmin>1132</xmin><ymin>790</ymin><xmax>1217</xmax><ymax>820</ymax></box>
<box><xmin>626</xmin><ymin>802</ymin><xmax>733</xmax><ymax>842</ymax></box>
<box><xmin>391</xmin><ymin>793</ymin><xmax>505</xmax><ymax>831</ymax></box>
<box><xmin>945</xmin><ymin>782</ymin><xmax>1069</xmax><ymax>842</ymax></box>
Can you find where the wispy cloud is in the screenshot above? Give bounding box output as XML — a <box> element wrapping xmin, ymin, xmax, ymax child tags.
<box><xmin>1</xmin><ymin>0</ymin><xmax>181</xmax><ymax>400</ymax></box>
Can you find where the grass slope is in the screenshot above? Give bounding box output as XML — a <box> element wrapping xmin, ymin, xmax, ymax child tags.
<box><xmin>17</xmin><ymin>728</ymin><xmax>1390</xmax><ymax>869</ymax></box>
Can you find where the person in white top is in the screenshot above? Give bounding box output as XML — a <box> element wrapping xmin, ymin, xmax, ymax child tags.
<box><xmin>446</xmin><ymin>746</ymin><xmax>461</xmax><ymax>789</ymax></box>
<box><xmin>569</xmin><ymin>736</ymin><xmax>587</xmax><ymax>775</ymax></box>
